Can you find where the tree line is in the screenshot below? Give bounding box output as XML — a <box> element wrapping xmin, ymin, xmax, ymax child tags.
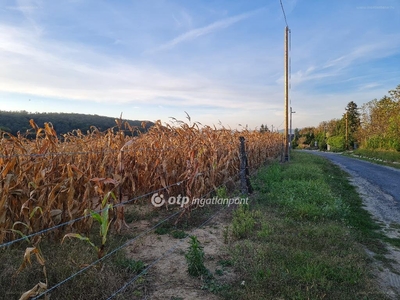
<box><xmin>292</xmin><ymin>84</ymin><xmax>400</xmax><ymax>152</ymax></box>
<box><xmin>0</xmin><ymin>111</ymin><xmax>154</xmax><ymax>137</ymax></box>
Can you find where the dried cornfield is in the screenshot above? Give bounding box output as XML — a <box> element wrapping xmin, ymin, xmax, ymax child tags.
<box><xmin>0</xmin><ymin>118</ymin><xmax>282</xmax><ymax>244</ymax></box>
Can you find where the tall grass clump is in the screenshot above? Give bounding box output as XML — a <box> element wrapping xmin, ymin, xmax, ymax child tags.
<box><xmin>354</xmin><ymin>148</ymin><xmax>400</xmax><ymax>163</ymax></box>
<box><xmin>257</xmin><ymin>155</ymin><xmax>349</xmax><ymax>221</ymax></box>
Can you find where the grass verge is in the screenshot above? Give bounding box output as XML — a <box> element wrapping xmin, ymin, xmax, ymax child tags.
<box><xmin>0</xmin><ymin>231</ymin><xmax>148</xmax><ymax>300</ymax></box>
<box><xmin>219</xmin><ymin>151</ymin><xmax>388</xmax><ymax>299</ymax></box>
<box><xmin>345</xmin><ymin>148</ymin><xmax>400</xmax><ymax>169</ymax></box>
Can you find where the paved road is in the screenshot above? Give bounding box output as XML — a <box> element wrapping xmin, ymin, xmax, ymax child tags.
<box><xmin>308</xmin><ymin>151</ymin><xmax>400</xmax><ymax>203</ymax></box>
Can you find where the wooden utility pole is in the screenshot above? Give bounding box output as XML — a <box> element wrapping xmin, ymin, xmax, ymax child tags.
<box><xmin>345</xmin><ymin>111</ymin><xmax>348</xmax><ymax>150</ymax></box>
<box><xmin>284</xmin><ymin>26</ymin><xmax>289</xmax><ymax>161</ymax></box>
<box><xmin>290</xmin><ymin>107</ymin><xmax>296</xmax><ymax>148</ymax></box>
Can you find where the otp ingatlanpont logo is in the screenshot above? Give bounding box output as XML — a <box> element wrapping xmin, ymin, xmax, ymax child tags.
<box><xmin>151</xmin><ymin>193</ymin><xmax>165</xmax><ymax>207</ymax></box>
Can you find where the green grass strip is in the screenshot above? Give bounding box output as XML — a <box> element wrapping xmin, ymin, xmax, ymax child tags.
<box><xmin>220</xmin><ymin>151</ymin><xmax>388</xmax><ymax>300</ymax></box>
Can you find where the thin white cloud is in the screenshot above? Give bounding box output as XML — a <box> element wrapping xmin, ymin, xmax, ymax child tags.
<box><xmin>290</xmin><ymin>32</ymin><xmax>400</xmax><ymax>87</ymax></box>
<box><xmin>12</xmin><ymin>0</ymin><xmax>43</xmax><ymax>34</ymax></box>
<box><xmin>172</xmin><ymin>9</ymin><xmax>193</xmax><ymax>29</ymax></box>
<box><xmin>1</xmin><ymin>1</ymin><xmax>398</xmax><ymax>130</ymax></box>
<box><xmin>0</xmin><ymin>23</ymin><xmax>278</xmax><ymax>112</ymax></box>
<box><xmin>357</xmin><ymin>83</ymin><xmax>382</xmax><ymax>90</ymax></box>
<box><xmin>147</xmin><ymin>8</ymin><xmax>264</xmax><ymax>53</ymax></box>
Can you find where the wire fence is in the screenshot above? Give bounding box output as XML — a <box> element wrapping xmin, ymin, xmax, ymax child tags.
<box><xmin>31</xmin><ymin>209</ymin><xmax>182</xmax><ymax>300</ymax></box>
<box><xmin>0</xmin><ymin>180</ymin><xmax>185</xmax><ymax>249</ymax></box>
<box><xmin>31</xmin><ymin>174</ymin><xmax>241</xmax><ymax>300</ymax></box>
<box><xmin>0</xmin><ymin>136</ymin><xmax>273</xmax><ymax>246</ymax></box>
<box><xmin>107</xmin><ymin>198</ymin><xmax>228</xmax><ymax>299</ymax></box>
<box><xmin>1</xmin><ymin>130</ymin><xmax>280</xmax><ymax>299</ymax></box>
<box><xmin>0</xmin><ymin>149</ymin><xmax>117</xmax><ymax>160</ymax></box>
<box><xmin>0</xmin><ymin>146</ymin><xmax>189</xmax><ymax>160</ymax></box>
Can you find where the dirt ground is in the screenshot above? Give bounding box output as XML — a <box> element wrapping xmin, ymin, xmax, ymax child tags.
<box><xmin>338</xmin><ymin>164</ymin><xmax>400</xmax><ymax>299</ymax></box>
<box><xmin>123</xmin><ymin>206</ymin><xmax>236</xmax><ymax>300</ymax></box>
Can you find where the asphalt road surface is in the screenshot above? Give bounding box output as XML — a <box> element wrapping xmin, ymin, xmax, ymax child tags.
<box><xmin>308</xmin><ymin>151</ymin><xmax>400</xmax><ymax>204</ymax></box>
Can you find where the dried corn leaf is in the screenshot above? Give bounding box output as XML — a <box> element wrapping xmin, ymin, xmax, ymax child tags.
<box><xmin>19</xmin><ymin>282</ymin><xmax>48</xmax><ymax>300</ymax></box>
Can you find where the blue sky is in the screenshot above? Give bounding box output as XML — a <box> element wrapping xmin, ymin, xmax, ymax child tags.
<box><xmin>0</xmin><ymin>0</ymin><xmax>399</xmax><ymax>130</ymax></box>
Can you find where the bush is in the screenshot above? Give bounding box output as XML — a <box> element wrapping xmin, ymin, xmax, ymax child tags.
<box><xmin>327</xmin><ymin>135</ymin><xmax>345</xmax><ymax>152</ymax></box>
<box><xmin>231</xmin><ymin>204</ymin><xmax>255</xmax><ymax>239</ymax></box>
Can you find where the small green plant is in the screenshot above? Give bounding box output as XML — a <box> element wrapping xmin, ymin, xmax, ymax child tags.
<box><xmin>114</xmin><ymin>257</ymin><xmax>146</xmax><ymax>274</ymax></box>
<box><xmin>170</xmin><ymin>230</ymin><xmax>187</xmax><ymax>239</ymax></box>
<box><xmin>201</xmin><ymin>271</ymin><xmax>226</xmax><ymax>293</ymax></box>
<box><xmin>216</xmin><ymin>186</ymin><xmax>228</xmax><ymax>199</ymax></box>
<box><xmin>231</xmin><ymin>204</ymin><xmax>255</xmax><ymax>239</ymax></box>
<box><xmin>155</xmin><ymin>223</ymin><xmax>172</xmax><ymax>235</ymax></box>
<box><xmin>257</xmin><ymin>223</ymin><xmax>272</xmax><ymax>239</ymax></box>
<box><xmin>185</xmin><ymin>236</ymin><xmax>208</xmax><ymax>277</ymax></box>
<box><xmin>215</xmin><ymin>268</ymin><xmax>224</xmax><ymax>276</ymax></box>
<box><xmin>218</xmin><ymin>259</ymin><xmax>233</xmax><ymax>267</ymax></box>
<box><xmin>62</xmin><ymin>191</ymin><xmax>116</xmax><ymax>259</ymax></box>
<box><xmin>132</xmin><ymin>290</ymin><xmax>143</xmax><ymax>298</ymax></box>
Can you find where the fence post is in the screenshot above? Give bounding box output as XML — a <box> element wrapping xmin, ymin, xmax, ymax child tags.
<box><xmin>239</xmin><ymin>136</ymin><xmax>253</xmax><ymax>195</ymax></box>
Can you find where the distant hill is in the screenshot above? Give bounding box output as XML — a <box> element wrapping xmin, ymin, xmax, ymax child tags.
<box><xmin>0</xmin><ymin>110</ymin><xmax>154</xmax><ymax>136</ymax></box>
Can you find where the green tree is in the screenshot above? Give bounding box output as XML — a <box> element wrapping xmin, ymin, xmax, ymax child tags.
<box><xmin>343</xmin><ymin>101</ymin><xmax>360</xmax><ymax>148</ymax></box>
<box><xmin>0</xmin><ymin>110</ymin><xmax>154</xmax><ymax>137</ymax></box>
<box><xmin>389</xmin><ymin>84</ymin><xmax>400</xmax><ymax>102</ymax></box>
<box><xmin>327</xmin><ymin>135</ymin><xmax>345</xmax><ymax>152</ymax></box>
<box><xmin>296</xmin><ymin>127</ymin><xmax>316</xmax><ymax>148</ymax></box>
<box><xmin>292</xmin><ymin>128</ymin><xmax>300</xmax><ymax>148</ymax></box>
<box><xmin>359</xmin><ymin>86</ymin><xmax>400</xmax><ymax>150</ymax></box>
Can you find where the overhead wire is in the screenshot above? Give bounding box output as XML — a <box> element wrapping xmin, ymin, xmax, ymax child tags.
<box><xmin>280</xmin><ymin>0</ymin><xmax>289</xmax><ymax>27</ymax></box>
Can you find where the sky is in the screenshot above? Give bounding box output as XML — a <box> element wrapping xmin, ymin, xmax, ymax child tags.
<box><xmin>0</xmin><ymin>0</ymin><xmax>399</xmax><ymax>131</ymax></box>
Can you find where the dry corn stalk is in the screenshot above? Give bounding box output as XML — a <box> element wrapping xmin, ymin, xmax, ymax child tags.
<box><xmin>0</xmin><ymin>118</ymin><xmax>282</xmax><ymax>243</ymax></box>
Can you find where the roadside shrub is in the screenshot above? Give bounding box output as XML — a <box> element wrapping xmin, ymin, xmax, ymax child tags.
<box><xmin>327</xmin><ymin>135</ymin><xmax>345</xmax><ymax>152</ymax></box>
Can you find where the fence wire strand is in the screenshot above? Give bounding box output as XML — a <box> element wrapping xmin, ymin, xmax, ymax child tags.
<box><xmin>106</xmin><ymin>176</ymin><xmax>240</xmax><ymax>299</ymax></box>
<box><xmin>0</xmin><ymin>180</ymin><xmax>185</xmax><ymax>248</ymax></box>
<box><xmin>31</xmin><ymin>209</ymin><xmax>183</xmax><ymax>300</ymax></box>
<box><xmin>1</xmin><ymin>134</ymin><xmax>277</xmax><ymax>299</ymax></box>
<box><xmin>32</xmin><ymin>173</ymin><xmax>242</xmax><ymax>300</ymax></box>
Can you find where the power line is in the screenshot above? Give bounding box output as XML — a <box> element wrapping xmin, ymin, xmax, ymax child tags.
<box><xmin>280</xmin><ymin>0</ymin><xmax>289</xmax><ymax>27</ymax></box>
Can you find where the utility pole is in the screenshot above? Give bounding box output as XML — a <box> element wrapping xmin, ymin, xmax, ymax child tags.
<box><xmin>290</xmin><ymin>107</ymin><xmax>296</xmax><ymax>148</ymax></box>
<box><xmin>284</xmin><ymin>26</ymin><xmax>289</xmax><ymax>161</ymax></box>
<box><xmin>345</xmin><ymin>111</ymin><xmax>348</xmax><ymax>150</ymax></box>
